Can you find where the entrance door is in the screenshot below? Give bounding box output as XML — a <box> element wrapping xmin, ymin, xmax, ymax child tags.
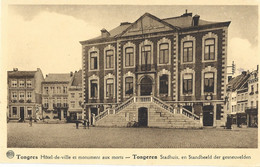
<box><xmin>203</xmin><ymin>105</ymin><xmax>213</xmax><ymax>126</ymax></box>
<box><xmin>20</xmin><ymin>107</ymin><xmax>24</xmax><ymax>120</ymax></box>
<box><xmin>140</xmin><ymin>76</ymin><xmax>153</xmax><ymax>96</ymax></box>
<box><xmin>138</xmin><ymin>107</ymin><xmax>148</xmax><ymax>127</ymax></box>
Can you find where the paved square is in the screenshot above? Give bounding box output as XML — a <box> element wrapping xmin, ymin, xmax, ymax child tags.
<box><xmin>7</xmin><ymin>123</ymin><xmax>257</xmax><ymax>148</ymax></box>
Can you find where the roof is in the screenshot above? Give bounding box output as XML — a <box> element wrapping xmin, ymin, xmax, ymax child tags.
<box><xmin>162</xmin><ymin>16</ymin><xmax>216</xmax><ymax>29</ymax></box>
<box><xmin>71</xmin><ymin>70</ymin><xmax>82</xmax><ymax>86</ymax></box>
<box><xmin>8</xmin><ymin>71</ymin><xmax>37</xmax><ymax>78</ymax></box>
<box><xmin>44</xmin><ymin>73</ymin><xmax>72</xmax><ymax>82</ymax></box>
<box><xmin>227</xmin><ymin>73</ymin><xmax>250</xmax><ymax>91</ymax></box>
<box><xmin>80</xmin><ymin>12</ymin><xmax>230</xmax><ymax>44</ymax></box>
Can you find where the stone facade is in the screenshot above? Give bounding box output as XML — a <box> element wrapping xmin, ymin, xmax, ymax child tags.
<box><xmin>80</xmin><ymin>12</ymin><xmax>231</xmax><ymax>127</ymax></box>
<box><xmin>7</xmin><ymin>68</ymin><xmax>44</xmax><ymax>121</ymax></box>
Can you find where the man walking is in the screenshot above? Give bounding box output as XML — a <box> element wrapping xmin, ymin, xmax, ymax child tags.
<box><xmin>83</xmin><ymin>119</ymin><xmax>87</xmax><ymax>129</ymax></box>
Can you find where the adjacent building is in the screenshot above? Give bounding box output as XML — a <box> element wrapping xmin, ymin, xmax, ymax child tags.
<box><xmin>67</xmin><ymin>70</ymin><xmax>84</xmax><ymax>121</ymax></box>
<box><xmin>7</xmin><ymin>68</ymin><xmax>44</xmax><ymax>121</ymax></box>
<box><xmin>226</xmin><ymin>68</ymin><xmax>258</xmax><ymax>127</ymax></box>
<box><xmin>246</xmin><ymin>69</ymin><xmax>258</xmax><ymax>127</ymax></box>
<box><xmin>226</xmin><ymin>71</ymin><xmax>250</xmax><ymax>125</ymax></box>
<box><xmin>80</xmin><ymin>11</ymin><xmax>231</xmax><ymax>127</ymax></box>
<box><xmin>41</xmin><ymin>73</ymin><xmax>73</xmax><ymax>120</ymax></box>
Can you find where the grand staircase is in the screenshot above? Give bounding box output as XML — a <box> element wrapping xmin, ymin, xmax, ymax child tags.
<box><xmin>95</xmin><ymin>96</ymin><xmax>202</xmax><ymax>128</ymax></box>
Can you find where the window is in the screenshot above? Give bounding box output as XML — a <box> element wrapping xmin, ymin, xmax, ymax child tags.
<box><xmin>19</xmin><ymin>80</ymin><xmax>25</xmax><ymax>87</ymax></box>
<box><xmin>106</xmin><ymin>79</ymin><xmax>114</xmax><ymax>98</ymax></box>
<box><xmin>90</xmin><ymin>80</ymin><xmax>98</xmax><ymax>98</ymax></box>
<box><xmin>57</xmin><ymin>87</ymin><xmax>61</xmax><ymax>94</ymax></box>
<box><xmin>204</xmin><ymin>39</ymin><xmax>215</xmax><ymax>60</ymax></box>
<box><xmin>241</xmin><ymin>104</ymin><xmax>244</xmax><ymax>111</ymax></box>
<box><xmin>183</xmin><ymin>41</ymin><xmax>193</xmax><ymax>63</ymax></box>
<box><xmin>251</xmin><ymin>101</ymin><xmax>254</xmax><ymax>107</ymax></box>
<box><xmin>183</xmin><ymin>74</ymin><xmax>193</xmax><ymax>94</ymax></box>
<box><xmin>204</xmin><ymin>72</ymin><xmax>214</xmax><ymax>93</ymax></box>
<box><xmin>125</xmin><ymin>47</ymin><xmax>134</xmax><ymax>67</ymax></box>
<box><xmin>27</xmin><ymin>92</ymin><xmax>32</xmax><ymax>99</ymax></box>
<box><xmin>237</xmin><ymin>104</ymin><xmax>240</xmax><ymax>111</ymax></box>
<box><xmin>19</xmin><ymin>92</ymin><xmax>25</xmax><ymax>100</ymax></box>
<box><xmin>63</xmin><ymin>97</ymin><xmax>68</xmax><ymax>107</ymax></box>
<box><xmin>125</xmin><ymin>77</ymin><xmax>133</xmax><ymax>96</ymax></box>
<box><xmin>12</xmin><ymin>107</ymin><xmax>17</xmax><ymax>115</ymax></box>
<box><xmin>105</xmin><ymin>50</ymin><xmax>114</xmax><ymax>69</ymax></box>
<box><xmin>11</xmin><ymin>80</ymin><xmax>17</xmax><ymax>87</ymax></box>
<box><xmin>159</xmin><ymin>43</ymin><xmax>169</xmax><ymax>64</ymax></box>
<box><xmin>27</xmin><ymin>107</ymin><xmax>32</xmax><ymax>116</ymax></box>
<box><xmin>141</xmin><ymin>45</ymin><xmax>151</xmax><ymax>71</ymax></box>
<box><xmin>43</xmin><ymin>98</ymin><xmax>48</xmax><ymax>108</ymax></box>
<box><xmin>26</xmin><ymin>80</ymin><xmax>32</xmax><ymax>87</ymax></box>
<box><xmin>238</xmin><ymin>95</ymin><xmax>241</xmax><ymax>101</ymax></box>
<box><xmin>90</xmin><ymin>51</ymin><xmax>98</xmax><ymax>70</ymax></box>
<box><xmin>44</xmin><ymin>87</ymin><xmax>48</xmax><ymax>94</ymax></box>
<box><xmin>71</xmin><ymin>93</ymin><xmax>75</xmax><ymax>98</ymax></box>
<box><xmin>245</xmin><ymin>103</ymin><xmax>248</xmax><ymax>109</ymax></box>
<box><xmin>57</xmin><ymin>98</ymin><xmax>61</xmax><ymax>107</ymax></box>
<box><xmin>71</xmin><ymin>101</ymin><xmax>75</xmax><ymax>108</ymax></box>
<box><xmin>79</xmin><ymin>93</ymin><xmax>82</xmax><ymax>98</ymax></box>
<box><xmin>63</xmin><ymin>86</ymin><xmax>67</xmax><ymax>93</ymax></box>
<box><xmin>159</xmin><ymin>75</ymin><xmax>168</xmax><ymax>95</ymax></box>
<box><xmin>12</xmin><ymin>92</ymin><xmax>17</xmax><ymax>100</ymax></box>
<box><xmin>50</xmin><ymin>87</ymin><xmax>55</xmax><ymax>94</ymax></box>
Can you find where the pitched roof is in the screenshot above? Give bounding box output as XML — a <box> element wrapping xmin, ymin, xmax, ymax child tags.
<box><xmin>8</xmin><ymin>71</ymin><xmax>36</xmax><ymax>78</ymax></box>
<box><xmin>162</xmin><ymin>15</ymin><xmax>216</xmax><ymax>28</ymax></box>
<box><xmin>227</xmin><ymin>73</ymin><xmax>250</xmax><ymax>91</ymax></box>
<box><xmin>80</xmin><ymin>12</ymin><xmax>229</xmax><ymax>44</ymax></box>
<box><xmin>44</xmin><ymin>73</ymin><xmax>72</xmax><ymax>82</ymax></box>
<box><xmin>71</xmin><ymin>70</ymin><xmax>82</xmax><ymax>86</ymax></box>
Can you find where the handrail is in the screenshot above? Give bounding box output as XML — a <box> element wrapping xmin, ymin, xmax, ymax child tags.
<box><xmin>152</xmin><ymin>96</ymin><xmax>174</xmax><ymax>113</ymax></box>
<box><xmin>114</xmin><ymin>96</ymin><xmax>135</xmax><ymax>114</ymax></box>
<box><xmin>95</xmin><ymin>109</ymin><xmax>109</xmax><ymax>121</ymax></box>
<box><xmin>182</xmin><ymin>107</ymin><xmax>200</xmax><ymax>120</ymax></box>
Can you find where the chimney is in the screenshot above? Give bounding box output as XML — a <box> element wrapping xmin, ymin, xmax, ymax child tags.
<box><xmin>70</xmin><ymin>71</ymin><xmax>73</xmax><ymax>77</ymax></box>
<box><xmin>120</xmin><ymin>22</ymin><xmax>131</xmax><ymax>26</ymax></box>
<box><xmin>257</xmin><ymin>65</ymin><xmax>259</xmax><ymax>71</ymax></box>
<box><xmin>181</xmin><ymin>9</ymin><xmax>192</xmax><ymax>17</ymax></box>
<box><xmin>242</xmin><ymin>71</ymin><xmax>247</xmax><ymax>75</ymax></box>
<box><xmin>101</xmin><ymin>28</ymin><xmax>110</xmax><ymax>38</ymax></box>
<box><xmin>228</xmin><ymin>76</ymin><xmax>232</xmax><ymax>82</ymax></box>
<box><xmin>13</xmin><ymin>68</ymin><xmax>18</xmax><ymax>72</ymax></box>
<box><xmin>192</xmin><ymin>15</ymin><xmax>200</xmax><ymax>26</ymax></box>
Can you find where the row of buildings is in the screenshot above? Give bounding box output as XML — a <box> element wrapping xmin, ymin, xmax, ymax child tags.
<box><xmin>7</xmin><ymin>11</ymin><xmax>258</xmax><ymax>128</ymax></box>
<box><xmin>226</xmin><ymin>67</ymin><xmax>258</xmax><ymax>127</ymax></box>
<box><xmin>7</xmin><ymin>68</ymin><xmax>83</xmax><ymax>121</ymax></box>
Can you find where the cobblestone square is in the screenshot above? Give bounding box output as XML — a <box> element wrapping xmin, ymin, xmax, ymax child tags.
<box><xmin>7</xmin><ymin>123</ymin><xmax>257</xmax><ymax>148</ymax></box>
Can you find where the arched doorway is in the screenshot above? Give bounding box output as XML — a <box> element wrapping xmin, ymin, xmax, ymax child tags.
<box><xmin>138</xmin><ymin>107</ymin><xmax>148</xmax><ymax>127</ymax></box>
<box><xmin>140</xmin><ymin>76</ymin><xmax>153</xmax><ymax>96</ymax></box>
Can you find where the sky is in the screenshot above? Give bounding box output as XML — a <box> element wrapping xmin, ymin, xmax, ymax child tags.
<box><xmin>4</xmin><ymin>5</ymin><xmax>259</xmax><ymax>76</ymax></box>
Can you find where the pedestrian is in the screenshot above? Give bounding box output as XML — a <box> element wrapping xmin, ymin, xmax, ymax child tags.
<box><xmin>76</xmin><ymin>121</ymin><xmax>79</xmax><ymax>129</ymax></box>
<box><xmin>83</xmin><ymin>119</ymin><xmax>86</xmax><ymax>129</ymax></box>
<box><xmin>29</xmin><ymin>116</ymin><xmax>33</xmax><ymax>127</ymax></box>
<box><xmin>87</xmin><ymin>119</ymin><xmax>90</xmax><ymax>129</ymax></box>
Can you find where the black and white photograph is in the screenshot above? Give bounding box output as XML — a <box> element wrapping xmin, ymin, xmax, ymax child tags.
<box><xmin>0</xmin><ymin>1</ymin><xmax>259</xmax><ymax>166</ymax></box>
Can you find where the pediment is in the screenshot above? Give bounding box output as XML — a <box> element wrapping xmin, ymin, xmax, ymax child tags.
<box><xmin>120</xmin><ymin>13</ymin><xmax>176</xmax><ymax>37</ymax></box>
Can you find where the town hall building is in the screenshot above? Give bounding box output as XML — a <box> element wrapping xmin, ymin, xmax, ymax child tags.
<box><xmin>80</xmin><ymin>11</ymin><xmax>231</xmax><ymax>128</ymax></box>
